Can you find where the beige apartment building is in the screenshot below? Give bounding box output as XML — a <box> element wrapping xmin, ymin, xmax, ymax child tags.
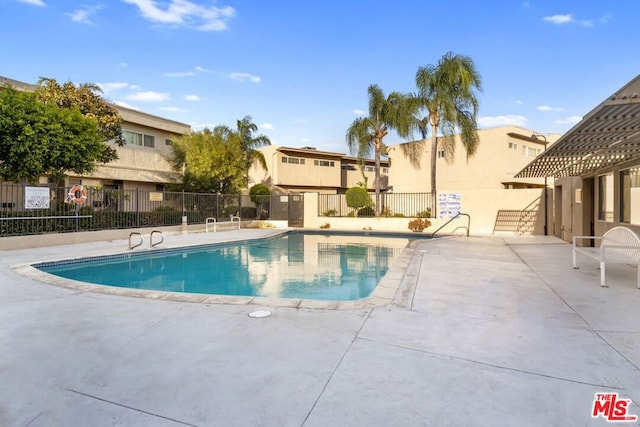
<box><xmin>68</xmin><ymin>105</ymin><xmax>189</xmax><ymax>192</ymax></box>
<box><xmin>248</xmin><ymin>145</ymin><xmax>389</xmax><ymax>194</ymax></box>
<box><xmin>387</xmin><ymin>125</ymin><xmax>560</xmax><ymax>192</ymax></box>
<box><xmin>0</xmin><ymin>76</ymin><xmax>190</xmax><ymax>191</ymax></box>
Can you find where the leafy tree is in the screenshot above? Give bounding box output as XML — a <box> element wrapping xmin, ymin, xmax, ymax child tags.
<box><xmin>346</xmin><ymin>84</ymin><xmax>414</xmax><ymax>215</ymax></box>
<box><xmin>413</xmin><ymin>52</ymin><xmax>482</xmax><ymax>213</ymax></box>
<box><xmin>170</xmin><ymin>127</ymin><xmax>246</xmax><ymax>193</ymax></box>
<box><xmin>345</xmin><ymin>186</ymin><xmax>373</xmax><ymax>217</ymax></box>
<box><xmin>249</xmin><ymin>183</ymin><xmax>271</xmax><ymax>218</ymax></box>
<box><xmin>214</xmin><ymin>116</ymin><xmax>271</xmax><ymax>181</ymax></box>
<box><xmin>36</xmin><ymin>78</ymin><xmax>124</xmax><ymax>147</ymax></box>
<box><xmin>0</xmin><ymin>87</ymin><xmax>107</xmax><ymax>183</ymax></box>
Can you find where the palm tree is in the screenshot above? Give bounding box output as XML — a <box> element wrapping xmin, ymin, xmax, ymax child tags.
<box><xmin>414</xmin><ymin>52</ymin><xmax>482</xmax><ymax>214</ymax></box>
<box><xmin>215</xmin><ymin>116</ymin><xmax>271</xmax><ymax>187</ymax></box>
<box><xmin>346</xmin><ymin>84</ymin><xmax>414</xmax><ymax>215</ymax></box>
<box><xmin>235</xmin><ymin>116</ymin><xmax>271</xmax><ymax>172</ymax></box>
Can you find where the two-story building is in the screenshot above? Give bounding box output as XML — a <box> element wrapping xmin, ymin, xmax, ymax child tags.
<box><xmin>248</xmin><ymin>145</ymin><xmax>389</xmax><ymax>194</ymax></box>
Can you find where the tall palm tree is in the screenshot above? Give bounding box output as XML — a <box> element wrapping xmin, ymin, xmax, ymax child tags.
<box><xmin>346</xmin><ymin>84</ymin><xmax>414</xmax><ymax>215</ymax></box>
<box><xmin>414</xmin><ymin>52</ymin><xmax>482</xmax><ymax>215</ymax></box>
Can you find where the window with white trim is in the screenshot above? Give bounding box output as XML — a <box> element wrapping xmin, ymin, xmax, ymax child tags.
<box><xmin>508</xmin><ymin>142</ymin><xmax>518</xmax><ymax>150</ymax></box>
<box><xmin>437</xmin><ymin>150</ymin><xmax>445</xmax><ymax>158</ymax></box>
<box><xmin>281</xmin><ymin>156</ymin><xmax>305</xmax><ymax>164</ymax></box>
<box><xmin>314</xmin><ymin>160</ymin><xmax>335</xmax><ymax>167</ymax></box>
<box><xmin>123</xmin><ymin>130</ymin><xmax>155</xmax><ymax>148</ymax></box>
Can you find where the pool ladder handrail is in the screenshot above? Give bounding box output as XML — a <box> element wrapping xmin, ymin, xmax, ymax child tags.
<box><xmin>151</xmin><ymin>230</ymin><xmax>164</xmax><ymax>247</ymax></box>
<box><xmin>230</xmin><ymin>215</ymin><xmax>241</xmax><ymax>229</ymax></box>
<box><xmin>129</xmin><ymin>232</ymin><xmax>143</xmax><ymax>250</ymax></box>
<box><xmin>430</xmin><ymin>213</ymin><xmax>471</xmax><ymax>238</ymax></box>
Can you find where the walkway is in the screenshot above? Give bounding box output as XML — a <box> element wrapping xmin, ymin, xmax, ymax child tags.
<box><xmin>1</xmin><ymin>232</ymin><xmax>639</xmax><ymax>426</ymax></box>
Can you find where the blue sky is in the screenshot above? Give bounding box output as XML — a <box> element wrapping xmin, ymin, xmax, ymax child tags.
<box><xmin>2</xmin><ymin>0</ymin><xmax>639</xmax><ymax>153</ymax></box>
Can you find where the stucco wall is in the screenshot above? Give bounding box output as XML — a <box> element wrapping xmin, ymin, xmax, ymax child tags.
<box><xmin>304</xmin><ymin>189</ymin><xmax>548</xmax><ymax>235</ymax></box>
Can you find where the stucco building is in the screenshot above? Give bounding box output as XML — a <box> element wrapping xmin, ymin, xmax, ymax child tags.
<box><xmin>248</xmin><ymin>145</ymin><xmax>389</xmax><ymax>194</ymax></box>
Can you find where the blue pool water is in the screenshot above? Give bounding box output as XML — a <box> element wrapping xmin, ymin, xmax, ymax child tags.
<box><xmin>36</xmin><ymin>232</ymin><xmax>412</xmax><ymax>301</ymax></box>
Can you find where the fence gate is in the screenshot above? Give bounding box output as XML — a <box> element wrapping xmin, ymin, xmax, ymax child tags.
<box><xmin>288</xmin><ymin>193</ymin><xmax>304</xmax><ymax>227</ymax></box>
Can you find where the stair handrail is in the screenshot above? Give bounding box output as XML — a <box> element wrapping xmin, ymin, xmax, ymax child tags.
<box><xmin>430</xmin><ymin>213</ymin><xmax>470</xmax><ymax>238</ymax></box>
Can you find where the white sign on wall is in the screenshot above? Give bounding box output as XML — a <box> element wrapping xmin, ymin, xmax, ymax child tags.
<box><xmin>25</xmin><ymin>186</ymin><xmax>50</xmax><ymax>209</ymax></box>
<box><xmin>438</xmin><ymin>192</ymin><xmax>462</xmax><ymax>219</ymax></box>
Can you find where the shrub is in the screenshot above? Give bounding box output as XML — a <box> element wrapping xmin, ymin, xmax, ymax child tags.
<box><xmin>346</xmin><ymin>186</ymin><xmax>373</xmax><ymax>217</ymax></box>
<box><xmin>223</xmin><ymin>205</ymin><xmax>239</xmax><ymax>217</ymax></box>
<box><xmin>358</xmin><ymin>206</ymin><xmax>375</xmax><ymax>217</ymax></box>
<box><xmin>322</xmin><ymin>209</ymin><xmax>338</xmax><ymax>217</ymax></box>
<box><xmin>393</xmin><ymin>213</ymin><xmax>405</xmax><ymax>217</ymax></box>
<box><xmin>408</xmin><ymin>218</ymin><xmax>431</xmax><ymax>232</ymax></box>
<box><xmin>416</xmin><ymin>209</ymin><xmax>432</xmax><ymax>218</ymax></box>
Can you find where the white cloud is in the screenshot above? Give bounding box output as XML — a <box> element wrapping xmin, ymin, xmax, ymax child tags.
<box><xmin>119</xmin><ymin>62</ymin><xmax>128</xmax><ymax>68</ymax></box>
<box><xmin>537</xmin><ymin>105</ymin><xmax>564</xmax><ymax>112</ymax></box>
<box><xmin>184</xmin><ymin>94</ymin><xmax>200</xmax><ymax>101</ymax></box>
<box><xmin>478</xmin><ymin>114</ymin><xmax>528</xmax><ymax>127</ymax></box>
<box><xmin>165</xmin><ymin>65</ymin><xmax>209</xmax><ymax>78</ymax></box>
<box><xmin>352</xmin><ymin>109</ymin><xmax>366</xmax><ymax>115</ymax></box>
<box><xmin>261</xmin><ymin>123</ymin><xmax>274</xmax><ymax>130</ymax></box>
<box><xmin>126</xmin><ymin>91</ymin><xmax>170</xmax><ymax>102</ymax></box>
<box><xmin>113</xmin><ymin>101</ymin><xmax>139</xmax><ymax>110</ymax></box>
<box><xmin>229</xmin><ymin>72</ymin><xmax>261</xmax><ymax>83</ymax></box>
<box><xmin>164</xmin><ymin>71</ymin><xmax>195</xmax><ymax>77</ymax></box>
<box><xmin>554</xmin><ymin>115</ymin><xmax>582</xmax><ymax>125</ymax></box>
<box><xmin>17</xmin><ymin>0</ymin><xmax>45</xmax><ymax>6</ymax></box>
<box><xmin>543</xmin><ymin>14</ymin><xmax>572</xmax><ymax>24</ymax></box>
<box><xmin>67</xmin><ymin>5</ymin><xmax>102</xmax><ymax>24</ymax></box>
<box><xmin>160</xmin><ymin>106</ymin><xmax>188</xmax><ymax>113</ymax></box>
<box><xmin>122</xmin><ymin>0</ymin><xmax>235</xmax><ymax>31</ymax></box>
<box><xmin>97</xmin><ymin>82</ymin><xmax>130</xmax><ymax>95</ymax></box>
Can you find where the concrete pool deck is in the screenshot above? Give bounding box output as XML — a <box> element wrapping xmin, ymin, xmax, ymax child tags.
<box><xmin>1</xmin><ymin>230</ymin><xmax>639</xmax><ymax>426</ymax></box>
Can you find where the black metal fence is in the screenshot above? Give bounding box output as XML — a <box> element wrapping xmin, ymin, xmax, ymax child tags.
<box><xmin>0</xmin><ymin>183</ymin><xmax>290</xmax><ymax>237</ymax></box>
<box><xmin>318</xmin><ymin>192</ymin><xmax>432</xmax><ymax>218</ymax></box>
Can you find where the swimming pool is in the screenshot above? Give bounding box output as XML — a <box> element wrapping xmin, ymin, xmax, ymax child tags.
<box><xmin>35</xmin><ymin>231</ymin><xmax>414</xmax><ymax>301</ymax></box>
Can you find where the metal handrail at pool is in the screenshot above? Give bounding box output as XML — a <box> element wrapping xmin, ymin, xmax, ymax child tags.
<box><xmin>205</xmin><ymin>215</ymin><xmax>241</xmax><ymax>232</ymax></box>
<box><xmin>430</xmin><ymin>213</ymin><xmax>471</xmax><ymax>237</ymax></box>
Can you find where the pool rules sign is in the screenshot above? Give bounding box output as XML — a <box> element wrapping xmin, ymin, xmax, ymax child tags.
<box><xmin>25</xmin><ymin>186</ymin><xmax>50</xmax><ymax>209</ymax></box>
<box><xmin>438</xmin><ymin>192</ymin><xmax>461</xmax><ymax>219</ymax></box>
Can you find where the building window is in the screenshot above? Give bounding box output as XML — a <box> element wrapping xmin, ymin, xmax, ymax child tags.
<box><xmin>621</xmin><ymin>167</ymin><xmax>640</xmax><ymax>224</ymax></box>
<box><xmin>382</xmin><ymin>167</ymin><xmax>389</xmax><ymax>174</ymax></box>
<box><xmin>508</xmin><ymin>142</ymin><xmax>518</xmax><ymax>150</ymax></box>
<box><xmin>144</xmin><ymin>135</ymin><xmax>155</xmax><ymax>148</ymax></box>
<box><xmin>365</xmin><ymin>166</ymin><xmax>375</xmax><ymax>172</ymax></box>
<box><xmin>437</xmin><ymin>150</ymin><xmax>445</xmax><ymax>158</ymax></box>
<box><xmin>165</xmin><ymin>139</ymin><xmax>172</xmax><ymax>146</ymax></box>
<box><xmin>123</xmin><ymin>130</ymin><xmax>155</xmax><ymax>148</ymax></box>
<box><xmin>314</xmin><ymin>160</ymin><xmax>335</xmax><ymax>167</ymax></box>
<box><xmin>282</xmin><ymin>156</ymin><xmax>305</xmax><ymax>164</ymax></box>
<box><xmin>598</xmin><ymin>173</ymin><xmax>614</xmax><ymax>222</ymax></box>
<box><xmin>523</xmin><ymin>146</ymin><xmax>540</xmax><ymax>157</ymax></box>
<box><xmin>341</xmin><ymin>164</ymin><xmax>357</xmax><ymax>171</ymax></box>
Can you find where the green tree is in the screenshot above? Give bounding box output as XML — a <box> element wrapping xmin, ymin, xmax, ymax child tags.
<box><xmin>36</xmin><ymin>78</ymin><xmax>124</xmax><ymax>147</ymax></box>
<box><xmin>0</xmin><ymin>87</ymin><xmax>107</xmax><ymax>183</ymax></box>
<box><xmin>214</xmin><ymin>116</ymin><xmax>271</xmax><ymax>182</ymax></box>
<box><xmin>346</xmin><ymin>84</ymin><xmax>414</xmax><ymax>215</ymax></box>
<box><xmin>170</xmin><ymin>127</ymin><xmax>246</xmax><ymax>193</ymax></box>
<box><xmin>413</xmin><ymin>52</ymin><xmax>482</xmax><ymax>213</ymax></box>
<box><xmin>345</xmin><ymin>186</ymin><xmax>373</xmax><ymax>217</ymax></box>
<box><xmin>249</xmin><ymin>183</ymin><xmax>271</xmax><ymax>218</ymax></box>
